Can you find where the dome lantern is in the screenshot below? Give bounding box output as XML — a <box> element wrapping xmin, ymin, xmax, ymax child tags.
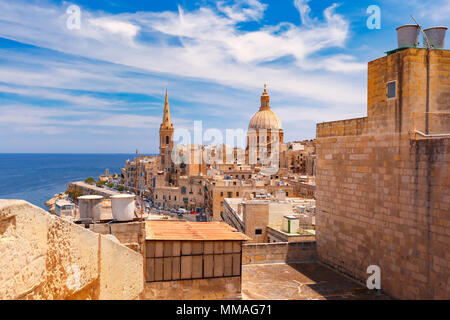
<box><xmin>248</xmin><ymin>85</ymin><xmax>282</xmax><ymax>130</ymax></box>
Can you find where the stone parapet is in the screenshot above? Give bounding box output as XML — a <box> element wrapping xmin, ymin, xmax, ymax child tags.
<box><xmin>242</xmin><ymin>241</ymin><xmax>317</xmax><ymax>265</ymax></box>
<box><xmin>0</xmin><ymin>200</ymin><xmax>143</xmax><ymax>300</ymax></box>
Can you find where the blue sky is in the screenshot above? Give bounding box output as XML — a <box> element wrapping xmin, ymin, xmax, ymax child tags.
<box><xmin>0</xmin><ymin>0</ymin><xmax>448</xmax><ymax>153</ymax></box>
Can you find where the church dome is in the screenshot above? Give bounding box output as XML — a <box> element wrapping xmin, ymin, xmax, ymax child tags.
<box><xmin>248</xmin><ymin>109</ymin><xmax>282</xmax><ymax>130</ymax></box>
<box><xmin>248</xmin><ymin>85</ymin><xmax>282</xmax><ymax>130</ymax></box>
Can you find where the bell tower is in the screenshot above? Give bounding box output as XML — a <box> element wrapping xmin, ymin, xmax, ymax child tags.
<box><xmin>159</xmin><ymin>90</ymin><xmax>174</xmax><ymax>171</ymax></box>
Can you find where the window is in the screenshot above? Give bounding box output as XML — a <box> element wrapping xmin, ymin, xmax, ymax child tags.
<box><xmin>236</xmin><ymin>192</ymin><xmax>239</xmax><ymax>197</ymax></box>
<box><xmin>227</xmin><ymin>192</ymin><xmax>232</xmax><ymax>198</ymax></box>
<box><xmin>255</xmin><ymin>228</ymin><xmax>262</xmax><ymax>235</ymax></box>
<box><xmin>220</xmin><ymin>192</ymin><xmax>223</xmax><ymax>197</ymax></box>
<box><xmin>165</xmin><ymin>135</ymin><xmax>169</xmax><ymax>144</ymax></box>
<box><xmin>387</xmin><ymin>81</ymin><xmax>396</xmax><ymax>99</ymax></box>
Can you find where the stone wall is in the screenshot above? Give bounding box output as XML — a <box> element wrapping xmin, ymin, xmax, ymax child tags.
<box><xmin>242</xmin><ymin>241</ymin><xmax>317</xmax><ymax>265</ymax></box>
<box><xmin>0</xmin><ymin>200</ymin><xmax>143</xmax><ymax>300</ymax></box>
<box><xmin>243</xmin><ymin>202</ymin><xmax>269</xmax><ymax>243</ymax></box>
<box><xmin>315</xmin><ymin>48</ymin><xmax>450</xmax><ymax>300</ymax></box>
<box><xmin>91</xmin><ymin>221</ymin><xmax>145</xmax><ymax>254</ymax></box>
<box><xmin>144</xmin><ymin>277</ymin><xmax>241</xmax><ymax>300</ymax></box>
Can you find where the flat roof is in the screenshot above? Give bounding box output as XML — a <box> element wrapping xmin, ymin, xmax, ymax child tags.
<box><xmin>145</xmin><ymin>220</ymin><xmax>250</xmax><ymax>241</ymax></box>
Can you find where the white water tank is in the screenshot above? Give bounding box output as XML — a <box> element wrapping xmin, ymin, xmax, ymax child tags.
<box><xmin>111</xmin><ymin>194</ymin><xmax>135</xmax><ymax>221</ymax></box>
<box><xmin>423</xmin><ymin>27</ymin><xmax>447</xmax><ymax>49</ymax></box>
<box><xmin>396</xmin><ymin>25</ymin><xmax>420</xmax><ymax>48</ymax></box>
<box><xmin>78</xmin><ymin>195</ymin><xmax>103</xmax><ymax>223</ymax></box>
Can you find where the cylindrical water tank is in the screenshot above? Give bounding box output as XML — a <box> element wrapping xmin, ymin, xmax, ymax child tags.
<box><xmin>396</xmin><ymin>25</ymin><xmax>420</xmax><ymax>48</ymax></box>
<box><xmin>423</xmin><ymin>27</ymin><xmax>447</xmax><ymax>49</ymax></box>
<box><xmin>78</xmin><ymin>195</ymin><xmax>103</xmax><ymax>223</ymax></box>
<box><xmin>111</xmin><ymin>194</ymin><xmax>135</xmax><ymax>221</ymax></box>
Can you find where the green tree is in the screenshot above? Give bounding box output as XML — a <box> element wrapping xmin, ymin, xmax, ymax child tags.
<box><xmin>66</xmin><ymin>185</ymin><xmax>82</xmax><ymax>204</ymax></box>
<box><xmin>117</xmin><ymin>185</ymin><xmax>125</xmax><ymax>192</ymax></box>
<box><xmin>96</xmin><ymin>180</ymin><xmax>106</xmax><ymax>187</ymax></box>
<box><xmin>84</xmin><ymin>177</ymin><xmax>95</xmax><ymax>184</ymax></box>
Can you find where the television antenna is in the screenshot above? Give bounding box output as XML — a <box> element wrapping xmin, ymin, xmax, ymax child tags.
<box><xmin>410</xmin><ymin>15</ymin><xmax>432</xmax><ymax>49</ymax></box>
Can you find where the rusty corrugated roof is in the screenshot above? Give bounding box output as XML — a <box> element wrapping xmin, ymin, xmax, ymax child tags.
<box><xmin>145</xmin><ymin>220</ymin><xmax>250</xmax><ymax>241</ymax></box>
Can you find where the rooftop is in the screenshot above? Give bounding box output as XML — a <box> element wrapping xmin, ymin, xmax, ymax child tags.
<box><xmin>145</xmin><ymin>220</ymin><xmax>251</xmax><ymax>241</ymax></box>
<box><xmin>241</xmin><ymin>262</ymin><xmax>390</xmax><ymax>300</ymax></box>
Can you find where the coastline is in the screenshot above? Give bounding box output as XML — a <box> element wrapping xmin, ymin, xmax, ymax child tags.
<box><xmin>0</xmin><ymin>153</ymin><xmax>139</xmax><ymax>209</ymax></box>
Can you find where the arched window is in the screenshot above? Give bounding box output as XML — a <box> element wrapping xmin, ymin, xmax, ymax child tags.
<box><xmin>165</xmin><ymin>135</ymin><xmax>169</xmax><ymax>144</ymax></box>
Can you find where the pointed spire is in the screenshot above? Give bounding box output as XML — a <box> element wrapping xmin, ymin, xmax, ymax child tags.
<box><xmin>260</xmin><ymin>84</ymin><xmax>270</xmax><ymax>111</ymax></box>
<box><xmin>161</xmin><ymin>89</ymin><xmax>172</xmax><ymax>128</ymax></box>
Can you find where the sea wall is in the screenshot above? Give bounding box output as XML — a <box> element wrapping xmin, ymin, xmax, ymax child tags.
<box><xmin>69</xmin><ymin>181</ymin><xmax>120</xmax><ymax>198</ymax></box>
<box><xmin>0</xmin><ymin>200</ymin><xmax>143</xmax><ymax>300</ymax></box>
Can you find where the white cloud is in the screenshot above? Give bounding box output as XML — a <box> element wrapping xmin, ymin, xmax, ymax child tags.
<box><xmin>294</xmin><ymin>0</ymin><xmax>315</xmax><ymax>26</ymax></box>
<box><xmin>0</xmin><ymin>85</ymin><xmax>119</xmax><ymax>110</ymax></box>
<box><xmin>0</xmin><ymin>0</ymin><xmax>374</xmax><ymax>149</ymax></box>
<box><xmin>417</xmin><ymin>0</ymin><xmax>450</xmax><ymax>23</ymax></box>
<box><xmin>88</xmin><ymin>18</ymin><xmax>140</xmax><ymax>38</ymax></box>
<box><xmin>217</xmin><ymin>0</ymin><xmax>267</xmax><ymax>22</ymax></box>
<box><xmin>0</xmin><ymin>0</ymin><xmax>365</xmax><ymax>107</ymax></box>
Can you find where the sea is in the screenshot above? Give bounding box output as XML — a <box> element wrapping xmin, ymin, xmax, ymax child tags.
<box><xmin>0</xmin><ymin>154</ymin><xmax>137</xmax><ymax>209</ymax></box>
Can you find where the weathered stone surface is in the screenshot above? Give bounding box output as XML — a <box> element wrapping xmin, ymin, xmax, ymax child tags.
<box><xmin>242</xmin><ymin>262</ymin><xmax>390</xmax><ymax>300</ymax></box>
<box><xmin>99</xmin><ymin>234</ymin><xmax>143</xmax><ymax>300</ymax></box>
<box><xmin>0</xmin><ymin>200</ymin><xmax>48</xmax><ymax>299</ymax></box>
<box><xmin>242</xmin><ymin>241</ymin><xmax>317</xmax><ymax>265</ymax></box>
<box><xmin>315</xmin><ymin>48</ymin><xmax>450</xmax><ymax>300</ymax></box>
<box><xmin>0</xmin><ymin>200</ymin><xmax>143</xmax><ymax>300</ymax></box>
<box><xmin>144</xmin><ymin>277</ymin><xmax>242</xmax><ymax>300</ymax></box>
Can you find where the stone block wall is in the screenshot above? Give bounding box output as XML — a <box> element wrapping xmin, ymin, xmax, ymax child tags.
<box><xmin>242</xmin><ymin>241</ymin><xmax>317</xmax><ymax>265</ymax></box>
<box><xmin>0</xmin><ymin>200</ymin><xmax>143</xmax><ymax>300</ymax></box>
<box><xmin>315</xmin><ymin>48</ymin><xmax>450</xmax><ymax>300</ymax></box>
<box><xmin>144</xmin><ymin>276</ymin><xmax>241</xmax><ymax>300</ymax></box>
<box><xmin>90</xmin><ymin>221</ymin><xmax>145</xmax><ymax>254</ymax></box>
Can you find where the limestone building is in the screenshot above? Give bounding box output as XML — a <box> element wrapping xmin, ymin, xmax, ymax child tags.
<box><xmin>159</xmin><ymin>90</ymin><xmax>174</xmax><ymax>172</ymax></box>
<box><xmin>122</xmin><ymin>86</ymin><xmax>317</xmax><ymax>222</ymax></box>
<box><xmin>222</xmin><ymin>192</ymin><xmax>316</xmax><ymax>243</ymax></box>
<box><xmin>315</xmin><ymin>46</ymin><xmax>450</xmax><ymax>299</ymax></box>
<box><xmin>247</xmin><ymin>85</ymin><xmax>284</xmax><ymax>164</ymax></box>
